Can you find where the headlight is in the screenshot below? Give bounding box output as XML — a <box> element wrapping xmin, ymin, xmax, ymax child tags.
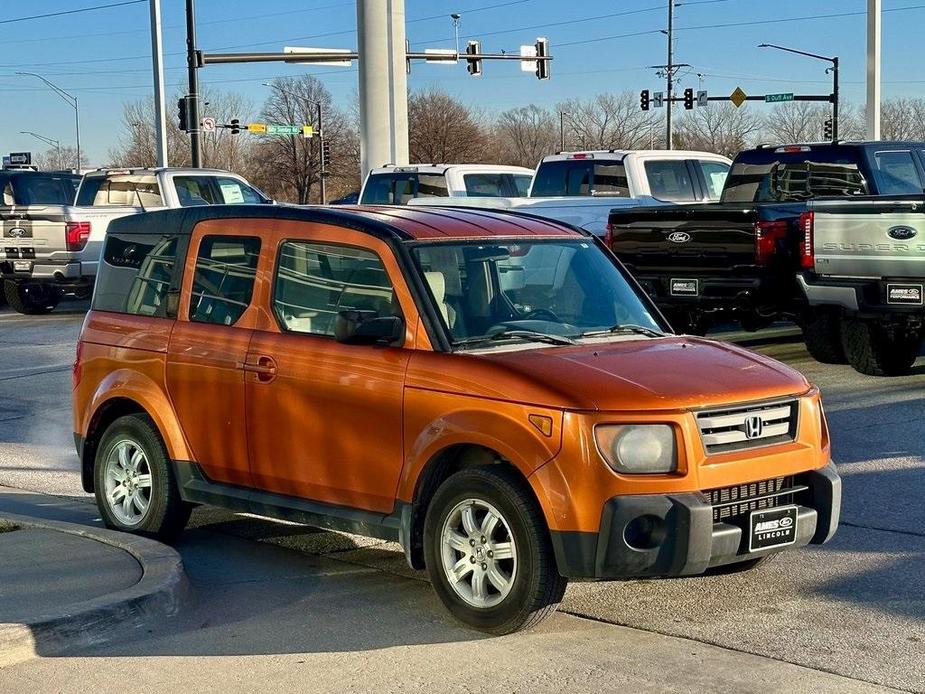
<box><xmin>595</xmin><ymin>424</ymin><xmax>677</xmax><ymax>474</ymax></box>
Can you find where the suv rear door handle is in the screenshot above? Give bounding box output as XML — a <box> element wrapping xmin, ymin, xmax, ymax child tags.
<box><xmin>240</xmin><ymin>356</ymin><xmax>277</xmax><ymax>383</ymax></box>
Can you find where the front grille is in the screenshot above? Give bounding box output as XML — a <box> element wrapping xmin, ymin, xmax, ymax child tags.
<box><xmin>695</xmin><ymin>399</ymin><xmax>798</xmax><ymax>455</ymax></box>
<box><xmin>707</xmin><ymin>475</ymin><xmax>806</xmax><ymax>522</ymax></box>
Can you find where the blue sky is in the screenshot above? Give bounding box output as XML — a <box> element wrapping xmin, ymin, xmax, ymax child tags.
<box><xmin>1</xmin><ymin>0</ymin><xmax>922</xmax><ymax>164</ymax></box>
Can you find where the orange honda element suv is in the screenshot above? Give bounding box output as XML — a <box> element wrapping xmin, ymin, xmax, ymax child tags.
<box><xmin>73</xmin><ymin>205</ymin><xmax>840</xmax><ymax>634</ymax></box>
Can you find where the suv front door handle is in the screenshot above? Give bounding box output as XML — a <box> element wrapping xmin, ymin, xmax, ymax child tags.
<box><xmin>240</xmin><ymin>355</ymin><xmax>278</xmax><ymax>383</ymax></box>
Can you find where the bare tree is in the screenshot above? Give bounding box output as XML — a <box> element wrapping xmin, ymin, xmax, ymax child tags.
<box><xmin>674</xmin><ymin>104</ymin><xmax>763</xmax><ymax>157</ymax></box>
<box><xmin>762</xmin><ymin>102</ymin><xmax>830</xmax><ymax>143</ymax></box>
<box><xmin>491</xmin><ymin>105</ymin><xmax>558</xmax><ymax>168</ymax></box>
<box><xmin>33</xmin><ymin>146</ymin><xmax>87</xmax><ymax>171</ymax></box>
<box><xmin>558</xmin><ymin>92</ymin><xmax>661</xmax><ymax>150</ymax></box>
<box><xmin>408</xmin><ymin>88</ymin><xmax>487</xmax><ymax>164</ymax></box>
<box><xmin>878</xmin><ymin>98</ymin><xmax>925</xmax><ymax>140</ymax></box>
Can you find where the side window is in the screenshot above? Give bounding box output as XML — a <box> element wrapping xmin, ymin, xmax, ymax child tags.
<box><xmin>697</xmin><ymin>161</ymin><xmax>730</xmax><ymax>200</ymax></box>
<box><xmin>464</xmin><ymin>173</ymin><xmax>507</xmax><ymax>197</ymax></box>
<box><xmin>871</xmin><ymin>150</ymin><xmax>922</xmax><ymax>194</ymax></box>
<box><xmin>416</xmin><ymin>174</ymin><xmax>449</xmax><ymax>198</ymax></box>
<box><xmin>94</xmin><ymin>233</ymin><xmax>180</xmax><ymax>317</ymax></box>
<box><xmin>188</xmin><ymin>235</ymin><xmax>260</xmax><ymax>326</ymax></box>
<box><xmin>174</xmin><ymin>176</ymin><xmax>217</xmax><ymax>206</ymax></box>
<box><xmin>644</xmin><ymin>160</ymin><xmax>697</xmax><ymax>201</ymax></box>
<box><xmin>512</xmin><ymin>175</ymin><xmax>532</xmax><ymax>196</ymax></box>
<box><xmin>273</xmin><ymin>242</ymin><xmax>398</xmax><ymax>337</ymax></box>
<box><xmin>214</xmin><ymin>177</ymin><xmax>264</xmax><ymax>204</ymax></box>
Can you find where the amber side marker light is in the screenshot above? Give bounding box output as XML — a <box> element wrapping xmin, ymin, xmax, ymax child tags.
<box><xmin>529</xmin><ymin>414</ymin><xmax>553</xmax><ymax>437</ymax></box>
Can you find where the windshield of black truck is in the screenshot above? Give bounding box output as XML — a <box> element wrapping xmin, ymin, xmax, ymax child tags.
<box><xmin>722</xmin><ymin>150</ymin><xmax>869</xmax><ymax>203</ymax></box>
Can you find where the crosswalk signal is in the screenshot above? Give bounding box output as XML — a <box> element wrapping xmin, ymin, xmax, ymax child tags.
<box><xmin>823</xmin><ymin>118</ymin><xmax>833</xmax><ymax>141</ymax></box>
<box><xmin>683</xmin><ymin>88</ymin><xmax>694</xmax><ymax>110</ymax></box>
<box><xmin>177</xmin><ymin>97</ymin><xmax>190</xmax><ymax>132</ymax></box>
<box><xmin>534</xmin><ymin>37</ymin><xmax>549</xmax><ymax>80</ymax></box>
<box><xmin>640</xmin><ymin>89</ymin><xmax>650</xmax><ymax>111</ymax></box>
<box><xmin>230</xmin><ymin>119</ymin><xmax>240</xmax><ymax>135</ymax></box>
<box><xmin>466</xmin><ymin>40</ymin><xmax>482</xmax><ymax>77</ymax></box>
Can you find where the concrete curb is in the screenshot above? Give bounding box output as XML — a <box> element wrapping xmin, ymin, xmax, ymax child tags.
<box><xmin>0</xmin><ymin>513</ymin><xmax>189</xmax><ymax>666</ymax></box>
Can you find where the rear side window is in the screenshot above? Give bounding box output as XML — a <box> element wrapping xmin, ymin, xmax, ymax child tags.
<box><xmin>870</xmin><ymin>150</ymin><xmax>923</xmax><ymax>195</ymax></box>
<box><xmin>189</xmin><ymin>236</ymin><xmax>260</xmax><ymax>326</ymax></box>
<box><xmin>644</xmin><ymin>160</ymin><xmax>697</xmax><ymax>202</ymax></box>
<box><xmin>273</xmin><ymin>242</ymin><xmax>398</xmax><ymax>337</ymax></box>
<box><xmin>94</xmin><ymin>233</ymin><xmax>180</xmax><ymax>317</ymax></box>
<box><xmin>76</xmin><ymin>175</ymin><xmax>164</xmax><ymax>207</ymax></box>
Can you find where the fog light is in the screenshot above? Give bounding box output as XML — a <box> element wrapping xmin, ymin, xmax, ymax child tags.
<box><xmin>623</xmin><ymin>514</ymin><xmax>666</xmax><ymax>551</ymax></box>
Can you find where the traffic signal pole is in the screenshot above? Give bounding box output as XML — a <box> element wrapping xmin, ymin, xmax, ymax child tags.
<box><xmin>666</xmin><ymin>0</ymin><xmax>674</xmax><ymax>150</ymax></box>
<box><xmin>185</xmin><ymin>0</ymin><xmax>201</xmax><ymax>167</ymax></box>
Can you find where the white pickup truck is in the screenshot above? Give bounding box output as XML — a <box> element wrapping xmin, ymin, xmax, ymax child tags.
<box><xmin>0</xmin><ymin>167</ymin><xmax>270</xmax><ymax>314</ymax></box>
<box><xmin>408</xmin><ymin>150</ymin><xmax>732</xmax><ymax>235</ymax></box>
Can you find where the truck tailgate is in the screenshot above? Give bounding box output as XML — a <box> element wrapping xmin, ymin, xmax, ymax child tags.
<box><xmin>0</xmin><ymin>206</ymin><xmax>70</xmax><ymax>261</ymax></box>
<box><xmin>810</xmin><ymin>199</ymin><xmax>925</xmax><ymax>277</ymax></box>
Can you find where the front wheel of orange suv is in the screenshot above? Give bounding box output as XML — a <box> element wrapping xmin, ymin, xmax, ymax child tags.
<box><xmin>423</xmin><ymin>467</ymin><xmax>567</xmax><ymax>635</ymax></box>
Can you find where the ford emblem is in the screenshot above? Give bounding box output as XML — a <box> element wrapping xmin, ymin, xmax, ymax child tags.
<box><xmin>887</xmin><ymin>225</ymin><xmax>917</xmax><ymax>241</ymax></box>
<box><xmin>668</xmin><ymin>231</ymin><xmax>691</xmax><ymax>243</ymax></box>
<box><xmin>8</xmin><ymin>227</ymin><xmax>26</xmax><ymax>238</ymax></box>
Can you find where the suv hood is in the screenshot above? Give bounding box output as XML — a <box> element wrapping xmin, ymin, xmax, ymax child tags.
<box><xmin>475</xmin><ymin>336</ymin><xmax>809</xmax><ymax>411</ymax></box>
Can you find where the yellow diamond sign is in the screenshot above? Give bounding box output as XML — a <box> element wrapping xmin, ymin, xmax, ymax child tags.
<box><xmin>729</xmin><ymin>87</ymin><xmax>747</xmax><ymax>108</ymax></box>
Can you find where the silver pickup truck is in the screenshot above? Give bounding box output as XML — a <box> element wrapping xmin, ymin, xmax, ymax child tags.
<box><xmin>0</xmin><ymin>167</ymin><xmax>271</xmax><ymax>314</ymax></box>
<box><xmin>798</xmin><ymin>197</ymin><xmax>925</xmax><ymax>375</ymax></box>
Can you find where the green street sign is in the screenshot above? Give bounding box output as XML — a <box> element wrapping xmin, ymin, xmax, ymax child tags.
<box><xmin>765</xmin><ymin>93</ymin><xmax>795</xmax><ymax>103</ymax></box>
<box><xmin>266</xmin><ymin>124</ymin><xmax>303</xmax><ymax>135</ymax></box>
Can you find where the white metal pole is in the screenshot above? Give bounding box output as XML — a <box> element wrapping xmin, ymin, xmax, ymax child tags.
<box><xmin>866</xmin><ymin>0</ymin><xmax>881</xmax><ymax>140</ymax></box>
<box><xmin>150</xmin><ymin>0</ymin><xmax>169</xmax><ymax>166</ymax></box>
<box><xmin>357</xmin><ymin>0</ymin><xmax>409</xmax><ymax>178</ymax></box>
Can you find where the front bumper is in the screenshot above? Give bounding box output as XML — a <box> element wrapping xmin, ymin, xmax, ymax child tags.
<box><xmin>550</xmin><ymin>462</ymin><xmax>841</xmax><ymax>579</ymax></box>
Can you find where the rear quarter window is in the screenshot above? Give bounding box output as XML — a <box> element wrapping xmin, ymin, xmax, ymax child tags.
<box><xmin>93</xmin><ymin>233</ymin><xmax>181</xmax><ymax>317</ymax></box>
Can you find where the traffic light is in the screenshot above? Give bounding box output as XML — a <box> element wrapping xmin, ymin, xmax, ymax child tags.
<box><xmin>322</xmin><ymin>139</ymin><xmax>331</xmax><ymax>167</ymax></box>
<box><xmin>640</xmin><ymin>89</ymin><xmax>650</xmax><ymax>111</ymax></box>
<box><xmin>683</xmin><ymin>88</ymin><xmax>694</xmax><ymax>110</ymax></box>
<box><xmin>177</xmin><ymin>96</ymin><xmax>190</xmax><ymax>132</ymax></box>
<box><xmin>534</xmin><ymin>37</ymin><xmax>549</xmax><ymax>80</ymax></box>
<box><xmin>465</xmin><ymin>40</ymin><xmax>482</xmax><ymax>77</ymax></box>
<box><xmin>230</xmin><ymin>119</ymin><xmax>240</xmax><ymax>135</ymax></box>
<box><xmin>823</xmin><ymin>118</ymin><xmax>833</xmax><ymax>141</ymax></box>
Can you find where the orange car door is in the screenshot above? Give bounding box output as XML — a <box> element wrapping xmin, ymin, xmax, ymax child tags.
<box><xmin>245</xmin><ymin>223</ymin><xmax>417</xmax><ymax>513</ymax></box>
<box><xmin>165</xmin><ymin>223</ymin><xmax>262</xmax><ymax>487</ymax></box>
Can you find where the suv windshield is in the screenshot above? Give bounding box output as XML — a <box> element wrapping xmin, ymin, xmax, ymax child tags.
<box><xmin>530</xmin><ymin>159</ymin><xmax>629</xmax><ymax>197</ymax></box>
<box><xmin>411</xmin><ymin>239</ymin><xmax>662</xmax><ymax>347</ymax></box>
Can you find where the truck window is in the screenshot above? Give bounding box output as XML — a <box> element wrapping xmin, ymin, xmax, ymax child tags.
<box><xmin>644</xmin><ymin>160</ymin><xmax>697</xmax><ymax>202</ymax></box>
<box><xmin>7</xmin><ymin>174</ymin><xmax>81</xmax><ymax>205</ymax></box>
<box><xmin>512</xmin><ymin>174</ymin><xmax>532</xmax><ymax>196</ymax></box>
<box><xmin>870</xmin><ymin>150</ymin><xmax>923</xmax><ymax>194</ymax></box>
<box><xmin>174</xmin><ymin>177</ymin><xmax>217</xmax><ymax>205</ymax></box>
<box><xmin>722</xmin><ymin>150</ymin><xmax>868</xmax><ymax>203</ymax></box>
<box><xmin>273</xmin><ymin>242</ymin><xmax>397</xmax><ymax>336</ymax></box>
<box><xmin>360</xmin><ymin>173</ymin><xmax>416</xmax><ymax>204</ymax></box>
<box><xmin>417</xmin><ymin>174</ymin><xmax>449</xmax><ymax>198</ymax></box>
<box><xmin>463</xmin><ymin>173</ymin><xmax>521</xmax><ymax>197</ymax></box>
<box><xmin>94</xmin><ymin>233</ymin><xmax>180</xmax><ymax>317</ymax></box>
<box><xmin>214</xmin><ymin>176</ymin><xmax>266</xmax><ymax>204</ymax></box>
<box><xmin>697</xmin><ymin>161</ymin><xmax>730</xmax><ymax>200</ymax></box>
<box><xmin>530</xmin><ymin>160</ymin><xmax>629</xmax><ymax>197</ymax></box>
<box><xmin>77</xmin><ymin>175</ymin><xmax>165</xmax><ymax>207</ymax></box>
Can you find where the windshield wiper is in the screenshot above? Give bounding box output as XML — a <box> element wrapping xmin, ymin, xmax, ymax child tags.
<box><xmin>580</xmin><ymin>323</ymin><xmax>667</xmax><ymax>338</ymax></box>
<box><xmin>455</xmin><ymin>329</ymin><xmax>576</xmax><ymax>348</ymax></box>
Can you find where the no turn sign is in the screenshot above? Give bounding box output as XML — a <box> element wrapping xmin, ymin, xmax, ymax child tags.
<box><xmin>201</xmin><ymin>117</ymin><xmax>216</xmax><ymax>133</ymax></box>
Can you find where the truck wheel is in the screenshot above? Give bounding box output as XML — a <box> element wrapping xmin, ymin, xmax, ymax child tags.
<box><xmin>423</xmin><ymin>467</ymin><xmax>567</xmax><ymax>634</ymax></box>
<box><xmin>3</xmin><ymin>280</ymin><xmax>60</xmax><ymax>315</ymax></box>
<box><xmin>94</xmin><ymin>414</ymin><xmax>191</xmax><ymax>541</ymax></box>
<box><xmin>801</xmin><ymin>310</ymin><xmax>846</xmax><ymax>364</ymax></box>
<box><xmin>840</xmin><ymin>319</ymin><xmax>922</xmax><ymax>377</ymax></box>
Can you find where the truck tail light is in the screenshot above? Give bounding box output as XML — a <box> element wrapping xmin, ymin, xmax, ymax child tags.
<box><xmin>605</xmin><ymin>223</ymin><xmax>615</xmax><ymax>247</ymax></box>
<box><xmin>754</xmin><ymin>219</ymin><xmax>788</xmax><ymax>265</ymax></box>
<box><xmin>72</xmin><ymin>340</ymin><xmax>83</xmax><ymax>389</ymax></box>
<box><xmin>799</xmin><ymin>211</ymin><xmax>815</xmax><ymax>270</ymax></box>
<box><xmin>65</xmin><ymin>222</ymin><xmax>91</xmax><ymax>251</ymax></box>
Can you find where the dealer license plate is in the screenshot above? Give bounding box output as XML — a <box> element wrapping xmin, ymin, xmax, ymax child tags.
<box><xmin>748</xmin><ymin>505</ymin><xmax>797</xmax><ymax>551</ymax></box>
<box><xmin>670</xmin><ymin>278</ymin><xmax>699</xmax><ymax>296</ymax></box>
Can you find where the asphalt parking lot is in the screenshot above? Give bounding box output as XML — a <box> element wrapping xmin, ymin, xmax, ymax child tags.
<box><xmin>0</xmin><ymin>300</ymin><xmax>922</xmax><ymax>692</ymax></box>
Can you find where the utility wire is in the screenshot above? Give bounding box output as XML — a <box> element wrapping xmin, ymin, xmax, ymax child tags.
<box><xmin>0</xmin><ymin>0</ymin><xmax>145</xmax><ymax>26</ymax></box>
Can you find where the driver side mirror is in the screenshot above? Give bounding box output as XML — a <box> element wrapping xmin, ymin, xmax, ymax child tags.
<box><xmin>334</xmin><ymin>310</ymin><xmax>404</xmax><ymax>346</ymax></box>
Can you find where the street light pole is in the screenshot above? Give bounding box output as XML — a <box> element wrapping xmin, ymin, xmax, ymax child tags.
<box><xmin>262</xmin><ymin>82</ymin><xmax>327</xmax><ymax>203</ymax></box>
<box><xmin>17</xmin><ymin>72</ymin><xmax>81</xmax><ymax>170</ymax></box>
<box><xmin>757</xmin><ymin>43</ymin><xmax>840</xmax><ymax>140</ymax></box>
<box><xmin>20</xmin><ymin>131</ymin><xmax>61</xmax><ymax>165</ymax></box>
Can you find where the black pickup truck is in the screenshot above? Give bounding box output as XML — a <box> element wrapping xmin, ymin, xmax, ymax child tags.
<box><xmin>606</xmin><ymin>142</ymin><xmax>925</xmax><ymax>344</ymax></box>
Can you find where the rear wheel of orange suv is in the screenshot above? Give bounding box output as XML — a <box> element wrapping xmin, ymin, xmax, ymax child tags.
<box><xmin>423</xmin><ymin>467</ymin><xmax>567</xmax><ymax>635</ymax></box>
<box><xmin>94</xmin><ymin>414</ymin><xmax>191</xmax><ymax>542</ymax></box>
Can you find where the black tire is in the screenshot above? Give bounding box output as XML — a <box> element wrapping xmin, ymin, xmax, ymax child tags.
<box><xmin>801</xmin><ymin>310</ymin><xmax>847</xmax><ymax>364</ymax></box>
<box><xmin>423</xmin><ymin>466</ymin><xmax>567</xmax><ymax>635</ymax></box>
<box><xmin>94</xmin><ymin>414</ymin><xmax>191</xmax><ymax>541</ymax></box>
<box><xmin>840</xmin><ymin>319</ymin><xmax>922</xmax><ymax>377</ymax></box>
<box><xmin>3</xmin><ymin>280</ymin><xmax>60</xmax><ymax>315</ymax></box>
